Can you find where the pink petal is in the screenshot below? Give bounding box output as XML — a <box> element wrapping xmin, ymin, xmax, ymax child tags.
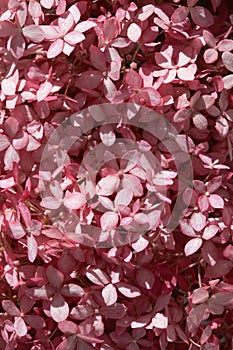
<box><xmin>2</xmin><ymin>300</ymin><xmax>20</xmax><ymax>316</ymax></box>
<box><xmin>22</xmin><ymin>25</ymin><xmax>44</xmax><ymax>43</ymax></box>
<box><xmin>215</xmin><ymin>116</ymin><xmax>229</xmax><ymax>137</ymax></box>
<box><xmin>64</xmin><ymin>31</ymin><xmax>85</xmax><ymax>45</ymax></box>
<box><xmin>37</xmin><ymin>81</ymin><xmax>53</xmax><ymax>102</ymax></box>
<box><xmin>100</xmin><ymin>125</ymin><xmax>115</xmax><ymax>146</ymax></box>
<box><xmin>198</xmin><ymin>195</ymin><xmax>209</xmax><ymax>212</ymax></box>
<box><xmin>41</xmin><ymin>0</ymin><xmax>53</xmax><ymax>9</ymax></box>
<box><xmin>97</xmin><ymin>175</ymin><xmax>120</xmax><ymax>196</ymax></box>
<box><xmin>122</xmin><ymin>174</ymin><xmax>143</xmax><ymax>196</ymax></box>
<box><xmin>140</xmin><ymin>87</ymin><xmax>161</xmax><ymax>106</ymax></box>
<box><xmin>180</xmin><ymin>221</ymin><xmax>197</xmax><ymax>237</ymax></box>
<box><xmin>9</xmin><ymin>221</ymin><xmax>26</xmax><ymax>239</ymax></box>
<box><xmin>131</xmin><ymin>236</ymin><xmax>149</xmax><ymax>252</ymax></box>
<box><xmin>171</xmin><ymin>6</ymin><xmax>189</xmax><ymax>23</ymax></box>
<box><xmin>184</xmin><ymin>237</ymin><xmax>203</xmax><ymax>256</ymax></box>
<box><xmin>27</xmin><ymin>234</ymin><xmax>38</xmax><ymax>263</ymax></box>
<box><xmin>218</xmin><ymin>39</ymin><xmax>233</xmax><ymax>52</ymax></box>
<box><xmin>177</xmin><ymin>64</ymin><xmax>197</xmax><ymax>81</ymax></box>
<box><xmin>14</xmin><ymin>317</ymin><xmax>27</xmax><ymax>337</ymax></box>
<box><xmin>209</xmin><ymin>194</ymin><xmax>224</xmax><ymax>208</ymax></box>
<box><xmin>75</xmin><ymin>21</ymin><xmax>96</xmax><ymax>33</ymax></box>
<box><xmin>190</xmin><ymin>6</ymin><xmax>214</xmax><ymax>27</ymax></box>
<box><xmin>151</xmin><ymin>313</ymin><xmax>168</xmax><ymax>329</ymax></box>
<box><xmin>51</xmin><ymin>293</ymin><xmax>69</xmax><ymax>322</ymax></box>
<box><xmin>40</xmin><ymin>196</ymin><xmax>61</xmax><ymax>210</ymax></box>
<box><xmin>203</xmin><ymin>30</ymin><xmax>216</xmax><ymax>47</ymax></box>
<box><xmin>63</xmin><ymin>192</ymin><xmax>86</xmax><ymax>210</ymax></box>
<box><xmin>102</xmin><ymin>284</ymin><xmax>118</xmax><ymax>305</ymax></box>
<box><xmin>100</xmin><ymin>212</ymin><xmax>118</xmax><ymax>231</ymax></box>
<box><xmin>222</xmin><ymin>51</ymin><xmax>233</xmax><ymax>72</ymax></box>
<box><xmin>127</xmin><ymin>23</ymin><xmax>142</xmax><ymax>43</ymax></box>
<box><xmin>115</xmin><ymin>188</ymin><xmax>133</xmax><ymax>209</ymax></box>
<box><xmin>204</xmin><ymin>48</ymin><xmax>218</xmax><ymax>64</ymax></box>
<box><xmin>47</xmin><ymin>38</ymin><xmax>64</xmax><ymax>59</ymax></box>
<box><xmin>40</xmin><ymin>25</ymin><xmax>59</xmax><ymax>40</ymax></box>
<box><xmin>192</xmin><ymin>288</ymin><xmax>209</xmax><ymax>304</ymax></box>
<box><xmin>190</xmin><ymin>212</ymin><xmax>206</xmax><ymax>232</ymax></box>
<box><xmin>193</xmin><ymin>113</ymin><xmax>208</xmax><ymax>130</ymax></box>
<box><xmin>0</xmin><ymin>134</ymin><xmax>10</xmax><ymax>151</ymax></box>
<box><xmin>202</xmin><ymin>225</ymin><xmax>219</xmax><ymax>240</ymax></box>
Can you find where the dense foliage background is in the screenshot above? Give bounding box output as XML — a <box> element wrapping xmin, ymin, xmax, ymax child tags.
<box><xmin>0</xmin><ymin>0</ymin><xmax>233</xmax><ymax>349</ymax></box>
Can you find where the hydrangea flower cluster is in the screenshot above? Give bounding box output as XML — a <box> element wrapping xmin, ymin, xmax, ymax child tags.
<box><xmin>0</xmin><ymin>0</ymin><xmax>233</xmax><ymax>349</ymax></box>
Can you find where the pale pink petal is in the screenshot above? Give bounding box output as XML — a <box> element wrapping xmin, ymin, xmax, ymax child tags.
<box><xmin>22</xmin><ymin>25</ymin><xmax>44</xmax><ymax>43</ymax></box>
<box><xmin>151</xmin><ymin>313</ymin><xmax>168</xmax><ymax>329</ymax></box>
<box><xmin>203</xmin><ymin>30</ymin><xmax>216</xmax><ymax>47</ymax></box>
<box><xmin>117</xmin><ymin>282</ymin><xmax>141</xmax><ymax>298</ymax></box>
<box><xmin>51</xmin><ymin>293</ymin><xmax>69</xmax><ymax>322</ymax></box>
<box><xmin>127</xmin><ymin>23</ymin><xmax>142</xmax><ymax>43</ymax></box>
<box><xmin>37</xmin><ymin>81</ymin><xmax>53</xmax><ymax>102</ymax></box>
<box><xmin>209</xmin><ymin>194</ymin><xmax>224</xmax><ymax>208</ymax></box>
<box><xmin>47</xmin><ymin>38</ymin><xmax>64</xmax><ymax>59</ymax></box>
<box><xmin>97</xmin><ymin>175</ymin><xmax>120</xmax><ymax>196</ymax></box>
<box><xmin>218</xmin><ymin>39</ymin><xmax>233</xmax><ymax>52</ymax></box>
<box><xmin>75</xmin><ymin>21</ymin><xmax>96</xmax><ymax>33</ymax></box>
<box><xmin>40</xmin><ymin>25</ymin><xmax>59</xmax><ymax>40</ymax></box>
<box><xmin>100</xmin><ymin>212</ymin><xmax>118</xmax><ymax>231</ymax></box>
<box><xmin>14</xmin><ymin>317</ymin><xmax>27</xmax><ymax>337</ymax></box>
<box><xmin>204</xmin><ymin>48</ymin><xmax>218</xmax><ymax>64</ymax></box>
<box><xmin>40</xmin><ymin>196</ymin><xmax>61</xmax><ymax>210</ymax></box>
<box><xmin>63</xmin><ymin>191</ymin><xmax>86</xmax><ymax>210</ymax></box>
<box><xmin>9</xmin><ymin>221</ymin><xmax>26</xmax><ymax>239</ymax></box>
<box><xmin>102</xmin><ymin>284</ymin><xmax>118</xmax><ymax>305</ymax></box>
<box><xmin>27</xmin><ymin>235</ymin><xmax>38</xmax><ymax>263</ymax></box>
<box><xmin>202</xmin><ymin>225</ymin><xmax>219</xmax><ymax>240</ymax></box>
<box><xmin>177</xmin><ymin>64</ymin><xmax>197</xmax><ymax>81</ymax></box>
<box><xmin>184</xmin><ymin>237</ymin><xmax>203</xmax><ymax>256</ymax></box>
<box><xmin>114</xmin><ymin>188</ymin><xmax>133</xmax><ymax>209</ymax></box>
<box><xmin>222</xmin><ymin>51</ymin><xmax>233</xmax><ymax>72</ymax></box>
<box><xmin>190</xmin><ymin>212</ymin><xmax>206</xmax><ymax>232</ymax></box>
<box><xmin>64</xmin><ymin>31</ymin><xmax>85</xmax><ymax>45</ymax></box>
<box><xmin>100</xmin><ymin>125</ymin><xmax>115</xmax><ymax>146</ymax></box>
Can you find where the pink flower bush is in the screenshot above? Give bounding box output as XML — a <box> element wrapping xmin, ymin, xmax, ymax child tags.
<box><xmin>0</xmin><ymin>1</ymin><xmax>232</xmax><ymax>350</ymax></box>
